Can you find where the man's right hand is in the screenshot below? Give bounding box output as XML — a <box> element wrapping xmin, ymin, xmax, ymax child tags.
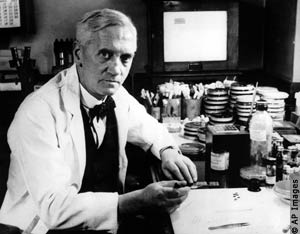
<box><xmin>118</xmin><ymin>180</ymin><xmax>190</xmax><ymax>216</ymax></box>
<box><xmin>140</xmin><ymin>180</ymin><xmax>190</xmax><ymax>213</ymax></box>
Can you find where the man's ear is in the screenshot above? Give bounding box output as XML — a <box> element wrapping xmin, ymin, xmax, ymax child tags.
<box><xmin>73</xmin><ymin>42</ymin><xmax>81</xmax><ymax>63</ymax></box>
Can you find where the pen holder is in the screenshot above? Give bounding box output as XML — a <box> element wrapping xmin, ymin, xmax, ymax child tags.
<box><xmin>161</xmin><ymin>98</ymin><xmax>181</xmax><ymax>132</ymax></box>
<box><xmin>182</xmin><ymin>98</ymin><xmax>202</xmax><ymax>120</ymax></box>
<box><xmin>161</xmin><ymin>98</ymin><xmax>181</xmax><ymax>118</ymax></box>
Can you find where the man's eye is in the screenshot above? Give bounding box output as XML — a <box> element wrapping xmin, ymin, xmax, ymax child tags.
<box><xmin>100</xmin><ymin>51</ymin><xmax>111</xmax><ymax>59</ymax></box>
<box><xmin>97</xmin><ymin>50</ymin><xmax>112</xmax><ymax>60</ymax></box>
<box><xmin>121</xmin><ymin>54</ymin><xmax>132</xmax><ymax>64</ymax></box>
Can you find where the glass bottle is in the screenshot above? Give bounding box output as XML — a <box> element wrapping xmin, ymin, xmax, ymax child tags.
<box><xmin>266</xmin><ymin>157</ymin><xmax>276</xmax><ymax>185</ymax></box>
<box><xmin>276</xmin><ymin>146</ymin><xmax>284</xmax><ymax>182</ymax></box>
<box><xmin>287</xmin><ymin>145</ymin><xmax>298</xmax><ymax>168</ymax></box>
<box><xmin>282</xmin><ymin>165</ymin><xmax>290</xmax><ymax>180</ymax></box>
<box><xmin>247</xmin><ymin>100</ymin><xmax>273</xmax><ymax>178</ymax></box>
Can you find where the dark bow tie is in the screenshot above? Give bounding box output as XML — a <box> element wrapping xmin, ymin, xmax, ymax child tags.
<box><xmin>89</xmin><ymin>96</ymin><xmax>116</xmax><ymax>122</ymax></box>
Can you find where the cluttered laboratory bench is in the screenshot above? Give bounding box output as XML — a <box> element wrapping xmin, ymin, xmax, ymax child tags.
<box><xmin>154</xmin><ymin>119</ymin><xmax>294</xmax><ymax>234</ymax></box>
<box><xmin>141</xmin><ymin>78</ymin><xmax>297</xmax><ymax>234</ymax></box>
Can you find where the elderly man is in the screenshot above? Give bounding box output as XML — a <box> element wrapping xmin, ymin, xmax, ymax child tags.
<box><xmin>0</xmin><ymin>8</ymin><xmax>197</xmax><ymax>234</ymax></box>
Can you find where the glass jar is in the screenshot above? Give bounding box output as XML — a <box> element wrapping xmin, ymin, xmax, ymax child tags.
<box><xmin>210</xmin><ymin>138</ymin><xmax>230</xmax><ymax>188</ymax></box>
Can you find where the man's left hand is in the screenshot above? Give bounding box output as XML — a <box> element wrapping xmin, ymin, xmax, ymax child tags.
<box><xmin>161</xmin><ymin>149</ymin><xmax>198</xmax><ymax>184</ymax></box>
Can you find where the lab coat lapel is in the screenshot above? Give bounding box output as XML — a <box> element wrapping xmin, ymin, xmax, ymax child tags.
<box><xmin>60</xmin><ymin>65</ymin><xmax>86</xmax><ymax>186</ymax></box>
<box><xmin>112</xmin><ymin>91</ymin><xmax>129</xmax><ymax>188</ymax></box>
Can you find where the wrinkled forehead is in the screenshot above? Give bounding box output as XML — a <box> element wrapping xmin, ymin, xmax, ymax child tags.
<box><xmin>80</xmin><ymin>25</ymin><xmax>136</xmax><ymax>45</ymax></box>
<box><xmin>86</xmin><ymin>25</ymin><xmax>137</xmax><ymax>51</ymax></box>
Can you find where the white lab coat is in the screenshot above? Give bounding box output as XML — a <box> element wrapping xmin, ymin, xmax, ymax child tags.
<box><xmin>0</xmin><ymin>64</ymin><xmax>176</xmax><ymax>233</ymax></box>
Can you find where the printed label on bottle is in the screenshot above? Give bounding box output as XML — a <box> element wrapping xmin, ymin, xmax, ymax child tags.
<box><xmin>211</xmin><ymin>151</ymin><xmax>229</xmax><ymax>171</ymax></box>
<box><xmin>266</xmin><ymin>165</ymin><xmax>276</xmax><ymax>185</ymax></box>
<box><xmin>250</xmin><ymin>129</ymin><xmax>267</xmax><ymax>141</ymax></box>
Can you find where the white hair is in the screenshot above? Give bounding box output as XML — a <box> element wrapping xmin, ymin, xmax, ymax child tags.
<box><xmin>76</xmin><ymin>8</ymin><xmax>137</xmax><ymax>45</ymax></box>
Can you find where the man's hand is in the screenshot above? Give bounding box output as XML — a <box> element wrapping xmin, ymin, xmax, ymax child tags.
<box><xmin>161</xmin><ymin>148</ymin><xmax>198</xmax><ymax>184</ymax></box>
<box><xmin>118</xmin><ymin>180</ymin><xmax>190</xmax><ymax>215</ymax></box>
<box><xmin>140</xmin><ymin>180</ymin><xmax>190</xmax><ymax>213</ymax></box>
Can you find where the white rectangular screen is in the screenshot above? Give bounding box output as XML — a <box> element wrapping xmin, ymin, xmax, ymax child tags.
<box><xmin>164</xmin><ymin>11</ymin><xmax>227</xmax><ymax>62</ymax></box>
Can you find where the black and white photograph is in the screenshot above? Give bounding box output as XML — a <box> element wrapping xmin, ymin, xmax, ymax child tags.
<box><xmin>0</xmin><ymin>0</ymin><xmax>297</xmax><ymax>233</ymax></box>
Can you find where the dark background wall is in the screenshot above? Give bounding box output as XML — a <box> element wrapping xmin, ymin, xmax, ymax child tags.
<box><xmin>238</xmin><ymin>0</ymin><xmax>266</xmax><ymax>70</ymax></box>
<box><xmin>1</xmin><ymin>0</ymin><xmax>298</xmax><ymax>85</ymax></box>
<box><xmin>1</xmin><ymin>0</ymin><xmax>148</xmax><ymax>74</ymax></box>
<box><xmin>0</xmin><ymin>0</ymin><xmax>286</xmax><ymax>77</ymax></box>
<box><xmin>264</xmin><ymin>0</ymin><xmax>297</xmax><ymax>82</ymax></box>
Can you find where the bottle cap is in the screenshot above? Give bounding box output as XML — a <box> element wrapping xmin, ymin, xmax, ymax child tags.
<box><xmin>266</xmin><ymin>157</ymin><xmax>276</xmax><ymax>164</ymax></box>
<box><xmin>256</xmin><ymin>99</ymin><xmax>268</xmax><ymax>111</ymax></box>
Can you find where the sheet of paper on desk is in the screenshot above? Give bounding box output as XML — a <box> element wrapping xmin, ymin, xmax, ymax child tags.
<box><xmin>170</xmin><ymin>188</ymin><xmax>289</xmax><ymax>234</ymax></box>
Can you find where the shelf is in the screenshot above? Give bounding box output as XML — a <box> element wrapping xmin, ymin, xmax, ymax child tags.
<box><xmin>145</xmin><ymin>70</ymin><xmax>243</xmax><ymax>77</ymax></box>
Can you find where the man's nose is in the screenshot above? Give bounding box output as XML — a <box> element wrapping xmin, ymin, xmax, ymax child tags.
<box><xmin>107</xmin><ymin>57</ymin><xmax>122</xmax><ymax>76</ymax></box>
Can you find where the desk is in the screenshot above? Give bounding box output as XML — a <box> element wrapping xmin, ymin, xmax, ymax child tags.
<box><xmin>171</xmin><ymin>187</ymin><xmax>289</xmax><ymax>234</ymax></box>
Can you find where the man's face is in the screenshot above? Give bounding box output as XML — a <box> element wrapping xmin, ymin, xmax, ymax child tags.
<box><xmin>76</xmin><ymin>26</ymin><xmax>137</xmax><ymax>100</ymax></box>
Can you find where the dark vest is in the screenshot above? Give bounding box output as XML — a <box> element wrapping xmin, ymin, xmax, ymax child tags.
<box><xmin>79</xmin><ymin>104</ymin><xmax>120</xmax><ymax>193</ymax></box>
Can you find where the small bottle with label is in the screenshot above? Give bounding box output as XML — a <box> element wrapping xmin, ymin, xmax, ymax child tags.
<box><xmin>282</xmin><ymin>165</ymin><xmax>289</xmax><ymax>180</ymax></box>
<box><xmin>277</xmin><ymin>137</ymin><xmax>284</xmax><ymax>148</ymax></box>
<box><xmin>210</xmin><ymin>139</ymin><xmax>229</xmax><ymax>187</ymax></box>
<box><xmin>296</xmin><ymin>145</ymin><xmax>300</xmax><ymax>166</ymax></box>
<box><xmin>288</xmin><ymin>145</ymin><xmax>298</xmax><ymax>168</ymax></box>
<box><xmin>276</xmin><ymin>146</ymin><xmax>284</xmax><ymax>181</ymax></box>
<box><xmin>282</xmin><ymin>148</ymin><xmax>289</xmax><ymax>167</ymax></box>
<box><xmin>271</xmin><ymin>139</ymin><xmax>277</xmax><ymax>158</ymax></box>
<box><xmin>266</xmin><ymin>157</ymin><xmax>276</xmax><ymax>185</ymax></box>
<box><xmin>283</xmin><ymin>165</ymin><xmax>293</xmax><ymax>180</ymax></box>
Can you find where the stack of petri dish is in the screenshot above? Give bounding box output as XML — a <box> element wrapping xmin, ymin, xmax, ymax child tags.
<box><xmin>197</xmin><ymin>126</ymin><xmax>207</xmax><ymax>144</ymax></box>
<box><xmin>204</xmin><ymin>88</ymin><xmax>229</xmax><ymax>116</ymax></box>
<box><xmin>235</xmin><ymin>95</ymin><xmax>258</xmax><ymax>126</ymax></box>
<box><xmin>256</xmin><ymin>86</ymin><xmax>278</xmax><ymax>95</ymax></box>
<box><xmin>183</xmin><ymin>121</ymin><xmax>202</xmax><ymax>140</ymax></box>
<box><xmin>209</xmin><ymin>112</ymin><xmax>234</xmax><ymax>125</ymax></box>
<box><xmin>229</xmin><ymin>83</ymin><xmax>255</xmax><ymax>111</ymax></box>
<box><xmin>259</xmin><ymin>90</ymin><xmax>289</xmax><ymax>121</ymax></box>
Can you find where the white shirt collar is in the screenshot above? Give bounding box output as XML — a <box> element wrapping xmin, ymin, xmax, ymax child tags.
<box><xmin>80</xmin><ymin>84</ymin><xmax>106</xmax><ymax>109</ymax></box>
